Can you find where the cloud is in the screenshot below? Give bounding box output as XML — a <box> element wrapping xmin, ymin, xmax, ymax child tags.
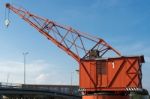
<box><xmin>0</xmin><ymin>60</ymin><xmax>78</xmax><ymax>85</ymax></box>
<box><xmin>145</xmin><ymin>56</ymin><xmax>150</xmax><ymax>63</ymax></box>
<box><xmin>35</xmin><ymin>73</ymin><xmax>49</xmax><ymax>84</ymax></box>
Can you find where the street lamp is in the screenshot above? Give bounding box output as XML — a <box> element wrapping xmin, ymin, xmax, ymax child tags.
<box><xmin>23</xmin><ymin>52</ymin><xmax>29</xmax><ymax>84</ymax></box>
<box><xmin>70</xmin><ymin>71</ymin><xmax>74</xmax><ymax>95</ymax></box>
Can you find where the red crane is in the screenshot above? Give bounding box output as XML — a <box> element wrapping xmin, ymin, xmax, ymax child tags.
<box><xmin>6</xmin><ymin>3</ymin><xmax>148</xmax><ymax>99</ymax></box>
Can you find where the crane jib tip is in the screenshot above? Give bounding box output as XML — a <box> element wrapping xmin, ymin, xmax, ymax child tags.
<box><xmin>6</xmin><ymin>3</ymin><xmax>10</xmax><ymax>8</ymax></box>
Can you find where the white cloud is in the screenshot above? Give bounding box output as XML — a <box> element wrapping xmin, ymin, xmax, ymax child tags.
<box><xmin>35</xmin><ymin>73</ymin><xmax>49</xmax><ymax>84</ymax></box>
<box><xmin>145</xmin><ymin>56</ymin><xmax>150</xmax><ymax>63</ymax></box>
<box><xmin>0</xmin><ymin>60</ymin><xmax>78</xmax><ymax>85</ymax></box>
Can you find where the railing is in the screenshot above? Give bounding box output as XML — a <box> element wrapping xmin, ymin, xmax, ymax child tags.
<box><xmin>22</xmin><ymin>84</ymin><xmax>80</xmax><ymax>96</ymax></box>
<box><xmin>0</xmin><ymin>82</ymin><xmax>80</xmax><ymax>96</ymax></box>
<box><xmin>0</xmin><ymin>82</ymin><xmax>22</xmax><ymax>88</ymax></box>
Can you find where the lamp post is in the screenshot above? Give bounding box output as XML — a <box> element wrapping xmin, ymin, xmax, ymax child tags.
<box><xmin>70</xmin><ymin>71</ymin><xmax>73</xmax><ymax>95</ymax></box>
<box><xmin>23</xmin><ymin>52</ymin><xmax>29</xmax><ymax>84</ymax></box>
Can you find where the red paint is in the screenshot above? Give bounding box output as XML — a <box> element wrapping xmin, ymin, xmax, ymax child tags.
<box><xmin>80</xmin><ymin>56</ymin><xmax>144</xmax><ymax>92</ymax></box>
<box><xmin>83</xmin><ymin>95</ymin><xmax>130</xmax><ymax>99</ymax></box>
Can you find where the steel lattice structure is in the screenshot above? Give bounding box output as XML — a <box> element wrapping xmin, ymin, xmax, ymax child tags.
<box><xmin>6</xmin><ymin>3</ymin><xmax>121</xmax><ymax>62</ymax></box>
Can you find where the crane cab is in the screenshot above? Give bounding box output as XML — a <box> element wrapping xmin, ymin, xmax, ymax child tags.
<box><xmin>79</xmin><ymin>55</ymin><xmax>144</xmax><ymax>93</ymax></box>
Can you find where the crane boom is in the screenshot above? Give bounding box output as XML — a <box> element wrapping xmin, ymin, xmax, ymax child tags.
<box><xmin>6</xmin><ymin>3</ymin><xmax>121</xmax><ymax>62</ymax></box>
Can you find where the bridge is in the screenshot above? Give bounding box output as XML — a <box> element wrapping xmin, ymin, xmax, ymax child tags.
<box><xmin>0</xmin><ymin>82</ymin><xmax>81</xmax><ymax>99</ymax></box>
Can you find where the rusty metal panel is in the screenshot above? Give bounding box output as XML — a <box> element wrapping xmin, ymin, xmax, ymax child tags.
<box><xmin>107</xmin><ymin>56</ymin><xmax>142</xmax><ymax>89</ymax></box>
<box><xmin>79</xmin><ymin>56</ymin><xmax>143</xmax><ymax>92</ymax></box>
<box><xmin>80</xmin><ymin>60</ymin><xmax>97</xmax><ymax>91</ymax></box>
<box><xmin>96</xmin><ymin>60</ymin><xmax>108</xmax><ymax>87</ymax></box>
<box><xmin>82</xmin><ymin>95</ymin><xmax>130</xmax><ymax>99</ymax></box>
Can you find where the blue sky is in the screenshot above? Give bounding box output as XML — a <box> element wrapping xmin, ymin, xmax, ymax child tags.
<box><xmin>0</xmin><ymin>0</ymin><xmax>150</xmax><ymax>91</ymax></box>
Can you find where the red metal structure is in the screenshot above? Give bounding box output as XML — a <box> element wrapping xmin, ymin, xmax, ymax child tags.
<box><xmin>80</xmin><ymin>56</ymin><xmax>144</xmax><ymax>91</ymax></box>
<box><xmin>6</xmin><ymin>3</ymin><xmax>148</xmax><ymax>99</ymax></box>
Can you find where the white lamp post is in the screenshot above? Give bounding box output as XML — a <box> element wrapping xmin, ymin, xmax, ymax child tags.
<box><xmin>23</xmin><ymin>52</ymin><xmax>29</xmax><ymax>84</ymax></box>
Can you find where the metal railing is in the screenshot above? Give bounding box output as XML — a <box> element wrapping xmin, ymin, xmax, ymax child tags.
<box><xmin>0</xmin><ymin>82</ymin><xmax>80</xmax><ymax>96</ymax></box>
